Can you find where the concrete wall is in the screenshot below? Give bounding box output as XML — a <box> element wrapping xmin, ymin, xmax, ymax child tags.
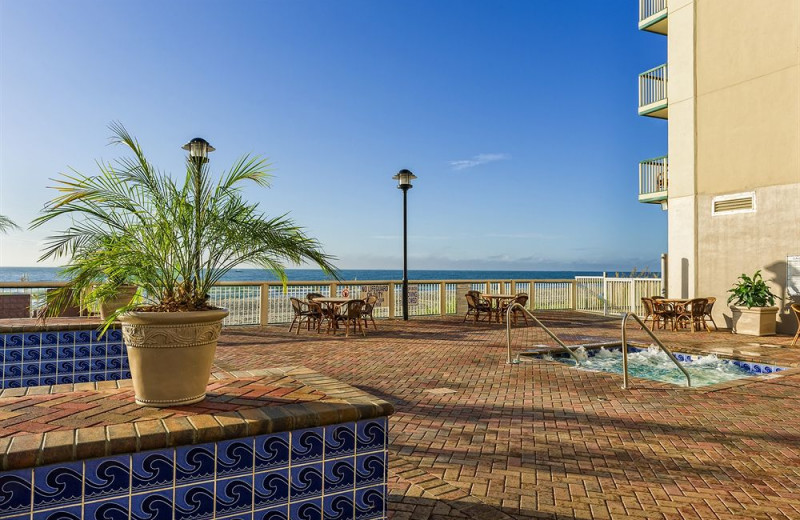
<box><xmin>693</xmin><ymin>0</ymin><xmax>800</xmax><ymax>332</ymax></box>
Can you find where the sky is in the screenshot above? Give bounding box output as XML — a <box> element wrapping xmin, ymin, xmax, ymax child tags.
<box><xmin>0</xmin><ymin>0</ymin><xmax>667</xmax><ymax>272</ymax></box>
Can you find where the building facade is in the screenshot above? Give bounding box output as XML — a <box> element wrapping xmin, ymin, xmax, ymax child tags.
<box><xmin>638</xmin><ymin>0</ymin><xmax>800</xmax><ymax>333</ymax></box>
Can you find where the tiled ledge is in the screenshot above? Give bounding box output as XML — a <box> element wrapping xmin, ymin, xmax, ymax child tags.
<box><xmin>0</xmin><ymin>366</ymin><xmax>394</xmax><ymax>471</ymax></box>
<box><xmin>0</xmin><ymin>317</ymin><xmax>105</xmax><ymax>333</ymax></box>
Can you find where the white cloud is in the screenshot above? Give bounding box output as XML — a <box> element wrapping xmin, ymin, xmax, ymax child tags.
<box><xmin>449</xmin><ymin>153</ymin><xmax>510</xmax><ymax>171</ymax></box>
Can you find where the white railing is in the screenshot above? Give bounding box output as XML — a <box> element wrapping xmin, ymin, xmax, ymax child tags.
<box><xmin>639</xmin><ymin>156</ymin><xmax>668</xmax><ymax>197</ymax></box>
<box><xmin>574</xmin><ymin>275</ymin><xmax>663</xmax><ymax>316</ymax></box>
<box><xmin>639</xmin><ymin>64</ymin><xmax>667</xmax><ymax>109</ymax></box>
<box><xmin>0</xmin><ymin>276</ymin><xmax>662</xmax><ymax>323</ymax></box>
<box><xmin>639</xmin><ymin>0</ymin><xmax>667</xmax><ymax>24</ymax></box>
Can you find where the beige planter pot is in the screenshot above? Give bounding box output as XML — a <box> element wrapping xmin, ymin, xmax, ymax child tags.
<box><xmin>120</xmin><ymin>309</ymin><xmax>228</xmax><ymax>407</ymax></box>
<box><xmin>730</xmin><ymin>306</ymin><xmax>778</xmax><ymax>336</ymax></box>
<box><xmin>99</xmin><ymin>286</ymin><xmax>138</xmax><ymax>320</ymax></box>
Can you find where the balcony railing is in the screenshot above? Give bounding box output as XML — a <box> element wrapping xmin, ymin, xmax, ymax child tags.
<box><xmin>639</xmin><ymin>155</ymin><xmax>668</xmax><ymax>203</ymax></box>
<box><xmin>638</xmin><ymin>64</ymin><xmax>668</xmax><ymax>118</ymax></box>
<box><xmin>639</xmin><ymin>0</ymin><xmax>667</xmax><ymax>34</ymax></box>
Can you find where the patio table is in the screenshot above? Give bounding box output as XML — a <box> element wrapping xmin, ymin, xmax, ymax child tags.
<box><xmin>482</xmin><ymin>294</ymin><xmax>517</xmax><ymax>323</ymax></box>
<box><xmin>313</xmin><ymin>297</ymin><xmax>364</xmax><ymax>333</ymax></box>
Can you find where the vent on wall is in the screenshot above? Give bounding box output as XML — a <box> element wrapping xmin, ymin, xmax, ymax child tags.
<box><xmin>712</xmin><ymin>192</ymin><xmax>756</xmax><ymax>215</ymax></box>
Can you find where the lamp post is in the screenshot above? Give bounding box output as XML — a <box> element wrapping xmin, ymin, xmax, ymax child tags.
<box><xmin>392</xmin><ymin>169</ymin><xmax>416</xmax><ymax>321</ymax></box>
<box><xmin>182</xmin><ymin>138</ymin><xmax>215</xmax><ymax>286</ymax></box>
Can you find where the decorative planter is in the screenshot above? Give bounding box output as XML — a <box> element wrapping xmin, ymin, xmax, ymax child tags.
<box><xmin>99</xmin><ymin>285</ymin><xmax>138</xmax><ymax>320</ymax></box>
<box><xmin>730</xmin><ymin>306</ymin><xmax>779</xmax><ymax>336</ymax></box>
<box><xmin>119</xmin><ymin>308</ymin><xmax>228</xmax><ymax>407</ymax></box>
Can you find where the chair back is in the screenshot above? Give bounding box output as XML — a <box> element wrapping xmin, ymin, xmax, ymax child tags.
<box><xmin>364</xmin><ymin>294</ymin><xmax>377</xmax><ymax>312</ymax></box>
<box><xmin>652</xmin><ymin>300</ymin><xmax>674</xmax><ymax>314</ymax></box>
<box><xmin>465</xmin><ymin>293</ymin><xmax>478</xmax><ymax>310</ymax></box>
<box><xmin>307</xmin><ymin>293</ymin><xmax>323</xmax><ymax>301</ymax></box>
<box><xmin>704</xmin><ymin>296</ymin><xmax>716</xmax><ymax>314</ymax></box>
<box><xmin>790</xmin><ymin>303</ymin><xmax>800</xmax><ymax>319</ymax></box>
<box><xmin>290</xmin><ymin>297</ymin><xmax>304</xmax><ymax>315</ymax></box>
<box><xmin>336</xmin><ymin>299</ymin><xmax>363</xmax><ymax>319</ymax></box>
<box><xmin>641</xmin><ymin>297</ymin><xmax>654</xmax><ymax>315</ymax></box>
<box><xmin>686</xmin><ymin>298</ymin><xmax>708</xmax><ymax>317</ymax></box>
<box><xmin>651</xmin><ymin>295</ymin><xmax>665</xmax><ymax>300</ymax></box>
<box><xmin>513</xmin><ymin>293</ymin><xmax>528</xmax><ymax>308</ymax></box>
<box><xmin>306</xmin><ymin>300</ymin><xmax>323</xmax><ymax>316</ymax></box>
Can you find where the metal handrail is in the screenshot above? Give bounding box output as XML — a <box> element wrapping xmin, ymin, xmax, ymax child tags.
<box><xmin>620</xmin><ymin>312</ymin><xmax>691</xmax><ymax>388</ymax></box>
<box><xmin>505</xmin><ymin>303</ymin><xmax>581</xmax><ymax>365</ymax></box>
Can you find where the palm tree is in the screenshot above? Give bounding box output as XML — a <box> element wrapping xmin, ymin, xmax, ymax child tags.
<box><xmin>32</xmin><ymin>122</ymin><xmax>338</xmax><ymax>315</ymax></box>
<box><xmin>0</xmin><ymin>215</ymin><xmax>19</xmax><ymax>233</ymax></box>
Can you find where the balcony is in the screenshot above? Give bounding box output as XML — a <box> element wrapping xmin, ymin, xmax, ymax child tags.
<box><xmin>639</xmin><ymin>156</ymin><xmax>668</xmax><ymax>205</ymax></box>
<box><xmin>639</xmin><ymin>0</ymin><xmax>667</xmax><ymax>34</ymax></box>
<box><xmin>638</xmin><ymin>64</ymin><xmax>668</xmax><ymax>118</ymax></box>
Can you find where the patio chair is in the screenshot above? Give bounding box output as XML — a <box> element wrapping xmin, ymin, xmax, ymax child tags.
<box><xmin>361</xmin><ymin>293</ymin><xmax>378</xmax><ymax>330</ymax></box>
<box><xmin>464</xmin><ymin>291</ymin><xmax>491</xmax><ymax>322</ymax></box>
<box><xmin>289</xmin><ymin>297</ymin><xmax>323</xmax><ymax>334</ymax></box>
<box><xmin>641</xmin><ymin>297</ymin><xmax>658</xmax><ymax>330</ymax></box>
<box><xmin>306</xmin><ymin>293</ymin><xmax>323</xmax><ymax>300</ymax></box>
<box><xmin>652</xmin><ymin>300</ymin><xmax>677</xmax><ymax>330</ymax></box>
<box><xmin>791</xmin><ymin>304</ymin><xmax>800</xmax><ymax>347</ymax></box>
<box><xmin>329</xmin><ymin>299</ymin><xmax>365</xmax><ymax>337</ymax></box>
<box><xmin>500</xmin><ymin>293</ymin><xmax>529</xmax><ymax>325</ymax></box>
<box><xmin>676</xmin><ymin>298</ymin><xmax>708</xmax><ymax>332</ymax></box>
<box><xmin>703</xmin><ymin>297</ymin><xmax>718</xmax><ymax>331</ymax></box>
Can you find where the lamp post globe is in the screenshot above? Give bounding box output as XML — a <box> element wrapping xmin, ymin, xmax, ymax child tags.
<box><xmin>182</xmin><ymin>137</ymin><xmax>215</xmax><ymax>163</ymax></box>
<box><xmin>393</xmin><ymin>169</ymin><xmax>416</xmax><ymax>321</ymax></box>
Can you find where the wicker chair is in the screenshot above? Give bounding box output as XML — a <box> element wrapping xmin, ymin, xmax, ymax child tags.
<box><xmin>791</xmin><ymin>304</ymin><xmax>800</xmax><ymax>347</ymax></box>
<box><xmin>361</xmin><ymin>294</ymin><xmax>378</xmax><ymax>330</ymax></box>
<box><xmin>652</xmin><ymin>299</ymin><xmax>677</xmax><ymax>330</ymax></box>
<box><xmin>641</xmin><ymin>297</ymin><xmax>658</xmax><ymax>330</ymax></box>
<box><xmin>306</xmin><ymin>293</ymin><xmax>323</xmax><ymax>301</ymax></box>
<box><xmin>289</xmin><ymin>297</ymin><xmax>323</xmax><ymax>334</ymax></box>
<box><xmin>702</xmin><ymin>297</ymin><xmax>718</xmax><ymax>331</ymax></box>
<box><xmin>464</xmin><ymin>291</ymin><xmax>491</xmax><ymax>322</ymax></box>
<box><xmin>677</xmin><ymin>298</ymin><xmax>708</xmax><ymax>332</ymax></box>
<box><xmin>500</xmin><ymin>293</ymin><xmax>529</xmax><ymax>325</ymax></box>
<box><xmin>329</xmin><ymin>299</ymin><xmax>365</xmax><ymax>337</ymax></box>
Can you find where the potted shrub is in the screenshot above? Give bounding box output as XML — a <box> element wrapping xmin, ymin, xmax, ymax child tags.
<box><xmin>33</xmin><ymin>123</ymin><xmax>337</xmax><ymax>406</ymax></box>
<box><xmin>727</xmin><ymin>270</ymin><xmax>779</xmax><ymax>336</ymax></box>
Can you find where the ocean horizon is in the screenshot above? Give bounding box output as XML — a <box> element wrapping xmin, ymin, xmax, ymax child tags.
<box><xmin>0</xmin><ymin>266</ymin><xmax>663</xmax><ymax>283</ymax></box>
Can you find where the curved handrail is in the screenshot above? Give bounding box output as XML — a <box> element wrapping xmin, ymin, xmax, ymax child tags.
<box><xmin>621</xmin><ymin>312</ymin><xmax>691</xmax><ymax>388</ymax></box>
<box><xmin>505</xmin><ymin>303</ymin><xmax>581</xmax><ymax>365</ymax></box>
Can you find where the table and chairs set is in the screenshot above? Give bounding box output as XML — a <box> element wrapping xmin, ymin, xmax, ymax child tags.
<box><xmin>289</xmin><ymin>293</ymin><xmax>378</xmax><ymax>337</ymax></box>
<box><xmin>641</xmin><ymin>296</ymin><xmax>717</xmax><ymax>332</ymax></box>
<box><xmin>464</xmin><ymin>290</ymin><xmax>529</xmax><ymax>324</ymax></box>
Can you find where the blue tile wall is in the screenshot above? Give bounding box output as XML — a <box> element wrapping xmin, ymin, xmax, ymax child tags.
<box><xmin>0</xmin><ymin>328</ymin><xmax>128</xmax><ymax>389</ymax></box>
<box><xmin>0</xmin><ymin>416</ymin><xmax>389</xmax><ymax>520</ymax></box>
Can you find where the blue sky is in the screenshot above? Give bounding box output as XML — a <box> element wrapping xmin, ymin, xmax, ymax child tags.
<box><xmin>0</xmin><ymin>0</ymin><xmax>667</xmax><ymax>271</ymax></box>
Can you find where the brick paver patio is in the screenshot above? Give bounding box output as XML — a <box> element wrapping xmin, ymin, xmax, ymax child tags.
<box><xmin>215</xmin><ymin>312</ymin><xmax>800</xmax><ymax>519</ymax></box>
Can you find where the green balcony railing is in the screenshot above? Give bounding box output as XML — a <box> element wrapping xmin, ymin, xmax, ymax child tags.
<box><xmin>639</xmin><ymin>0</ymin><xmax>667</xmax><ymax>33</ymax></box>
<box><xmin>639</xmin><ymin>155</ymin><xmax>668</xmax><ymax>203</ymax></box>
<box><xmin>638</xmin><ymin>64</ymin><xmax>668</xmax><ymax>117</ymax></box>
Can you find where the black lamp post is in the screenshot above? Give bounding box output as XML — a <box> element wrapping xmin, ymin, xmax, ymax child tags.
<box><xmin>182</xmin><ymin>138</ymin><xmax>215</xmax><ymax>284</ymax></box>
<box><xmin>392</xmin><ymin>169</ymin><xmax>416</xmax><ymax>321</ymax></box>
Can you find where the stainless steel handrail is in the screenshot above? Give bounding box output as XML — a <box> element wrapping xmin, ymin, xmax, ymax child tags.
<box><xmin>505</xmin><ymin>303</ymin><xmax>581</xmax><ymax>365</ymax></box>
<box><xmin>620</xmin><ymin>312</ymin><xmax>691</xmax><ymax>389</ymax></box>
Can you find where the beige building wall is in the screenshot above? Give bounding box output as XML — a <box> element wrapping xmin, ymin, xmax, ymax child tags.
<box><xmin>690</xmin><ymin>0</ymin><xmax>800</xmax><ymax>332</ymax></box>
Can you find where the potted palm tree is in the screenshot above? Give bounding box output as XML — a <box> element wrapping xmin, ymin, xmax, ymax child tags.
<box><xmin>728</xmin><ymin>270</ymin><xmax>779</xmax><ymax>336</ymax></box>
<box><xmin>33</xmin><ymin>123</ymin><xmax>337</xmax><ymax>406</ymax></box>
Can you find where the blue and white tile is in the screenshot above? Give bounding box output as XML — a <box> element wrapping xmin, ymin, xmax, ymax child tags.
<box><xmin>218</xmin><ymin>514</ymin><xmax>254</xmax><ymax>520</ymax></box>
<box><xmin>33</xmin><ymin>504</ymin><xmax>82</xmax><ymax>519</ymax></box>
<box><xmin>0</xmin><ymin>468</ymin><xmax>33</xmax><ymax>516</ymax></box>
<box><xmin>253</xmin><ymin>468</ymin><xmax>289</xmax><ymax>508</ymax></box>
<box><xmin>355</xmin><ymin>452</ymin><xmax>385</xmax><ymax>488</ymax></box>
<box><xmin>106</xmin><ymin>329</ymin><xmax>123</xmax><ymax>342</ymax></box>
<box><xmin>75</xmin><ymin>330</ymin><xmax>92</xmax><ymax>345</ymax></box>
<box><xmin>255</xmin><ymin>432</ymin><xmax>289</xmax><ymax>471</ymax></box>
<box><xmin>324</xmin><ymin>456</ymin><xmax>354</xmax><ymax>494</ymax></box>
<box><xmin>33</xmin><ymin>461</ymin><xmax>83</xmax><ymax>509</ymax></box>
<box><xmin>217</xmin><ymin>438</ymin><xmax>254</xmax><ymax>478</ymax></box>
<box><xmin>41</xmin><ymin>333</ymin><xmax>59</xmax><ymax>347</ymax></box>
<box><xmin>175</xmin><ymin>443</ymin><xmax>215</xmax><ymax>485</ymax></box>
<box><xmin>291</xmin><ymin>427</ymin><xmax>324</xmax><ymax>465</ymax></box>
<box><xmin>40</xmin><ymin>345</ymin><xmax>58</xmax><ymax>361</ymax></box>
<box><xmin>24</xmin><ymin>333</ymin><xmax>42</xmax><ymax>347</ymax></box>
<box><xmin>290</xmin><ymin>463</ymin><xmax>323</xmax><ymax>500</ymax></box>
<box><xmin>355</xmin><ymin>485</ymin><xmax>385</xmax><ymax>520</ymax></box>
<box><xmin>5</xmin><ymin>334</ymin><xmax>24</xmax><ymax>348</ymax></box>
<box><xmin>325</xmin><ymin>422</ymin><xmax>356</xmax><ymax>459</ymax></box>
<box><xmin>289</xmin><ymin>498</ymin><xmax>322</xmax><ymax>520</ymax></box>
<box><xmin>75</xmin><ymin>345</ymin><xmax>91</xmax><ymax>361</ymax></box>
<box><xmin>215</xmin><ymin>475</ymin><xmax>254</xmax><ymax>516</ymax></box>
<box><xmin>253</xmin><ymin>504</ymin><xmax>289</xmax><ymax>520</ymax></box>
<box><xmin>323</xmin><ymin>491</ymin><xmax>355</xmax><ymax>520</ymax></box>
<box><xmin>84</xmin><ymin>455</ymin><xmax>130</xmax><ymax>500</ymax></box>
<box><xmin>130</xmin><ymin>489</ymin><xmax>173</xmax><ymax>520</ymax></box>
<box><xmin>83</xmin><ymin>496</ymin><xmax>129</xmax><ymax>520</ymax></box>
<box><xmin>57</xmin><ymin>331</ymin><xmax>75</xmax><ymax>346</ymax></box>
<box><xmin>174</xmin><ymin>481</ymin><xmax>214</xmax><ymax>520</ymax></box>
<box><xmin>356</xmin><ymin>418</ymin><xmax>386</xmax><ymax>454</ymax></box>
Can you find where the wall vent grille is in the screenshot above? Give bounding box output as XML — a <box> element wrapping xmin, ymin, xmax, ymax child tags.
<box><xmin>712</xmin><ymin>192</ymin><xmax>756</xmax><ymax>215</ymax></box>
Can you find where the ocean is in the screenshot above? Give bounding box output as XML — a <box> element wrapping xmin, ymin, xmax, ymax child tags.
<box><xmin>0</xmin><ymin>267</ymin><xmax>608</xmax><ymax>283</ymax></box>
